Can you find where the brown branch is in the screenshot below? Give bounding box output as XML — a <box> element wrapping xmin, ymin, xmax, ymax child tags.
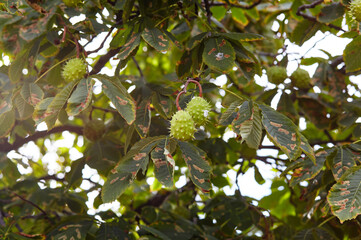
<box><xmin>204</xmin><ymin>0</ymin><xmax>212</xmax><ymax>24</ymax></box>
<box><xmin>209</xmin><ymin>0</ymin><xmax>262</xmax><ymax>9</ymax></box>
<box><xmin>0</xmin><ymin>125</ymin><xmax>83</xmax><ymax>153</ymax></box>
<box><xmin>13</xmin><ymin>193</ymin><xmax>54</xmax><ymax>224</ymax></box>
<box><xmin>132</xmin><ymin>56</ymin><xmax>144</xmax><ymax>78</ymax></box>
<box><xmin>296</xmin><ymin>0</ymin><xmax>345</xmax><ymax>32</ymax></box>
<box><xmin>89</xmin><ymin>47</ymin><xmax>121</xmax><ymax>75</ymax></box>
<box><xmin>87</xmin><ymin>27</ymin><xmax>115</xmax><ymax>55</ymax></box>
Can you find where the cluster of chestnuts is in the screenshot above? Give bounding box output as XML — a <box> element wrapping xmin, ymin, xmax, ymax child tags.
<box><xmin>266</xmin><ymin>66</ymin><xmax>311</xmax><ymax>89</ymax></box>
<box><xmin>169</xmin><ymin>79</ymin><xmax>211</xmax><ymax>141</ymax></box>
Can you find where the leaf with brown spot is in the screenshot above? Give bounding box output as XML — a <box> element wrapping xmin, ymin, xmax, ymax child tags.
<box><xmin>330</xmin><ymin>147</ymin><xmax>356</xmax><ymax>181</ymax></box>
<box><xmin>141</xmin><ymin>28</ymin><xmax>169</xmax><ymax>51</ymax></box>
<box><xmin>298</xmin><ymin>96</ymin><xmax>329</xmax><ymax>129</ymax></box>
<box><xmin>102</xmin><ymin>136</ymin><xmax>166</xmax><ymax>202</ymax></box>
<box><xmin>95</xmin><ymin>76</ymin><xmax>136</xmax><ymax>125</ymax></box>
<box><xmin>66</xmin><ymin>78</ymin><xmax>93</xmax><ymax>117</ymax></box>
<box><xmin>134</xmin><ymin>99</ymin><xmax>151</xmax><ymax>138</ymax></box>
<box><xmin>151</xmin><ymin>139</ymin><xmax>174</xmax><ymax>187</ymax></box>
<box><xmin>202</xmin><ymin>37</ymin><xmax>236</xmax><ymax>73</ymax></box>
<box><xmin>328</xmin><ymin>165</ymin><xmax>361</xmax><ymax>223</ymax></box>
<box><xmin>260</xmin><ymin>104</ymin><xmax>302</xmax><ymax>160</ymax></box>
<box><xmin>178</xmin><ymin>141</ymin><xmax>212</xmax><ymax>191</ymax></box>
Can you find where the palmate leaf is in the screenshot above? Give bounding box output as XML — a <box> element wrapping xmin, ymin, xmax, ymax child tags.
<box><xmin>66</xmin><ymin>78</ymin><xmax>93</xmax><ymax>116</ymax></box>
<box><xmin>328</xmin><ymin>165</ymin><xmax>361</xmax><ymax>223</ymax></box>
<box><xmin>219</xmin><ymin>99</ymin><xmax>241</xmax><ymax>126</ymax></box>
<box><xmin>260</xmin><ymin>104</ymin><xmax>305</xmax><ymax>161</ymax></box>
<box><xmin>151</xmin><ymin>139</ymin><xmax>175</xmax><ymax>188</ymax></box>
<box><xmin>96</xmin><ymin>222</ymin><xmax>128</xmax><ymax>240</ymax></box>
<box><xmin>102</xmin><ymin>136</ymin><xmax>166</xmax><ymax>203</ymax></box>
<box><xmin>96</xmin><ymin>76</ymin><xmax>136</xmax><ymax>125</ymax></box>
<box><xmin>44</xmin><ymin>80</ymin><xmax>80</xmax><ymax>129</ymax></box>
<box><xmin>178</xmin><ymin>141</ymin><xmax>212</xmax><ymax>192</ymax></box>
<box><xmin>202</xmin><ymin>37</ymin><xmax>236</xmax><ymax>73</ymax></box>
<box><xmin>142</xmin><ymin>27</ymin><xmax>170</xmax><ymax>51</ymax></box>
<box><xmin>0</xmin><ymin>93</ymin><xmax>12</xmax><ymax>115</ymax></box>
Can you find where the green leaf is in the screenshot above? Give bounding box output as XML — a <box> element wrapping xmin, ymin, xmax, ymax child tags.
<box><xmin>186</xmin><ymin>32</ymin><xmax>208</xmax><ymax>50</ymax></box>
<box><xmin>298</xmin><ymin>96</ymin><xmax>329</xmax><ymax>129</ymax></box>
<box><xmin>232</xmin><ymin>101</ymin><xmax>262</xmax><ymax>149</ymax></box>
<box><xmin>85</xmin><ymin>139</ymin><xmax>121</xmax><ymax>176</ymax></box>
<box><xmin>134</xmin><ymin>100</ymin><xmax>151</xmax><ymax>138</ymax></box>
<box><xmin>140</xmin><ymin>225</ymin><xmax>171</xmax><ymax>240</ymax></box>
<box><xmin>96</xmin><ymin>222</ymin><xmax>129</xmax><ymax>239</ymax></box>
<box><xmin>14</xmin><ymin>91</ymin><xmax>34</xmax><ymax>120</ymax></box>
<box><xmin>46</xmin><ymin>219</ymin><xmax>93</xmax><ymax>240</ymax></box>
<box><xmin>122</xmin><ymin>0</ymin><xmax>135</xmax><ymax>23</ymax></box>
<box><xmin>290</xmin><ymin>19</ymin><xmax>321</xmax><ymax>46</ymax></box>
<box><xmin>259</xmin><ymin>104</ymin><xmax>301</xmax><ymax>160</ymax></box>
<box><xmin>294</xmin><ymin>228</ymin><xmax>338</xmax><ymax>240</ymax></box>
<box><xmin>330</xmin><ymin>147</ymin><xmax>356</xmax><ymax>181</ymax></box>
<box><xmin>44</xmin><ymin>80</ymin><xmax>80</xmax><ymax>129</ymax></box>
<box><xmin>219</xmin><ymin>99</ymin><xmax>241</xmax><ymax>126</ymax></box>
<box><xmin>21</xmin><ymin>82</ymin><xmax>44</xmax><ymax>106</ymax></box>
<box><xmin>0</xmin><ymin>109</ymin><xmax>15</xmax><ymax>138</ymax></box>
<box><xmin>142</xmin><ymin>27</ymin><xmax>170</xmax><ymax>51</ymax></box>
<box><xmin>66</xmin><ymin>78</ymin><xmax>93</xmax><ymax>116</ymax></box>
<box><xmin>176</xmin><ymin>50</ymin><xmax>192</xmax><ymax>79</ymax></box>
<box><xmin>328</xmin><ymin>165</ymin><xmax>361</xmax><ymax>223</ymax></box>
<box><xmin>151</xmin><ymin>139</ymin><xmax>174</xmax><ymax>188</ymax></box>
<box><xmin>317</xmin><ymin>3</ymin><xmax>345</xmax><ymax>23</ymax></box>
<box><xmin>299</xmin><ymin>133</ymin><xmax>316</xmax><ymax>164</ymax></box>
<box><xmin>98</xmin><ymin>77</ymin><xmax>136</xmax><ymax>125</ymax></box>
<box><xmin>102</xmin><ymin>136</ymin><xmax>165</xmax><ymax>202</ymax></box>
<box><xmin>118</xmin><ymin>32</ymin><xmax>141</xmax><ymax>60</ymax></box>
<box><xmin>344</xmin><ymin>35</ymin><xmax>361</xmax><ymax>73</ymax></box>
<box><xmin>231</xmin><ymin>8</ymin><xmax>249</xmax><ymax>26</ymax></box>
<box><xmin>202</xmin><ymin>37</ymin><xmax>236</xmax><ymax>73</ymax></box>
<box><xmin>221</xmin><ymin>32</ymin><xmax>264</xmax><ymax>42</ymax></box>
<box><xmin>178</xmin><ymin>141</ymin><xmax>212</xmax><ymax>192</ymax></box>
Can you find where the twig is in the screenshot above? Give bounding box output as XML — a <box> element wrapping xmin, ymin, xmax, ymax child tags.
<box><xmin>0</xmin><ymin>125</ymin><xmax>83</xmax><ymax>153</ymax></box>
<box><xmin>209</xmin><ymin>0</ymin><xmax>262</xmax><ymax>9</ymax></box>
<box><xmin>92</xmin><ymin>105</ymin><xmax>118</xmax><ymax>113</ymax></box>
<box><xmin>296</xmin><ymin>0</ymin><xmax>345</xmax><ymax>32</ymax></box>
<box><xmin>13</xmin><ymin>193</ymin><xmax>54</xmax><ymax>224</ymax></box>
<box><xmin>132</xmin><ymin>56</ymin><xmax>144</xmax><ymax>78</ymax></box>
<box><xmin>204</xmin><ymin>0</ymin><xmax>211</xmax><ymax>24</ymax></box>
<box><xmin>89</xmin><ymin>48</ymin><xmax>121</xmax><ymax>75</ymax></box>
<box><xmin>87</xmin><ymin>27</ymin><xmax>115</xmax><ymax>55</ymax></box>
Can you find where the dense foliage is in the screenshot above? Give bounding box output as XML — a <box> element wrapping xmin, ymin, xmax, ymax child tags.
<box><xmin>1</xmin><ymin>0</ymin><xmax>361</xmax><ymax>239</ymax></box>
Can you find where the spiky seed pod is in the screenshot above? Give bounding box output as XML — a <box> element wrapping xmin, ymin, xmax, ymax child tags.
<box><xmin>61</xmin><ymin>58</ymin><xmax>87</xmax><ymax>82</ymax></box>
<box><xmin>83</xmin><ymin>119</ymin><xmax>105</xmax><ymax>142</ymax></box>
<box><xmin>266</xmin><ymin>66</ymin><xmax>288</xmax><ymax>85</ymax></box>
<box><xmin>63</xmin><ymin>0</ymin><xmax>83</xmax><ymax>7</ymax></box>
<box><xmin>170</xmin><ymin>110</ymin><xmax>196</xmax><ymax>141</ymax></box>
<box><xmin>185</xmin><ymin>97</ymin><xmax>211</xmax><ymax>126</ymax></box>
<box><xmin>290</xmin><ymin>68</ymin><xmax>311</xmax><ymax>89</ymax></box>
<box><xmin>350</xmin><ymin>0</ymin><xmax>361</xmax><ymax>22</ymax></box>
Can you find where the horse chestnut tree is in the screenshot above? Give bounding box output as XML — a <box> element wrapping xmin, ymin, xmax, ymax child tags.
<box><xmin>0</xmin><ymin>0</ymin><xmax>361</xmax><ymax>239</ymax></box>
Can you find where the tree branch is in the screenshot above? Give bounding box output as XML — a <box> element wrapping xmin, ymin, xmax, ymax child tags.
<box><xmin>89</xmin><ymin>47</ymin><xmax>121</xmax><ymax>75</ymax></box>
<box><xmin>209</xmin><ymin>0</ymin><xmax>262</xmax><ymax>9</ymax></box>
<box><xmin>13</xmin><ymin>193</ymin><xmax>54</xmax><ymax>224</ymax></box>
<box><xmin>0</xmin><ymin>125</ymin><xmax>83</xmax><ymax>153</ymax></box>
<box><xmin>296</xmin><ymin>0</ymin><xmax>345</xmax><ymax>33</ymax></box>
